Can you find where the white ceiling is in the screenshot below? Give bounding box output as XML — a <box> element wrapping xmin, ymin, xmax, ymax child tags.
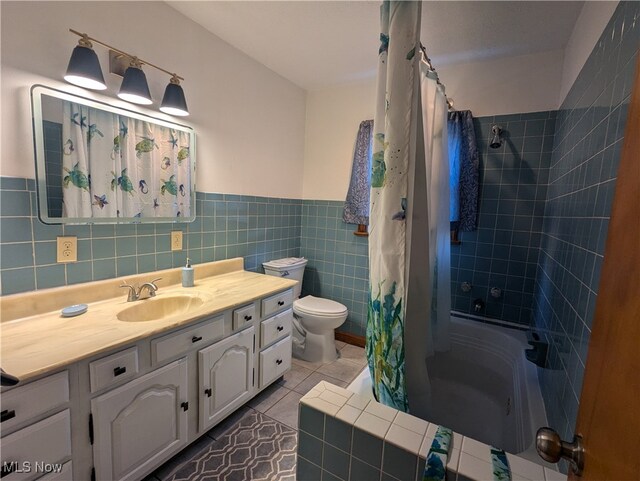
<box><xmin>167</xmin><ymin>1</ymin><xmax>585</xmax><ymax>91</ymax></box>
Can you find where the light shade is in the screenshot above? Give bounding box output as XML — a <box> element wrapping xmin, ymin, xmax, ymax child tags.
<box><xmin>118</xmin><ymin>65</ymin><xmax>152</xmax><ymax>105</ymax></box>
<box><xmin>160</xmin><ymin>80</ymin><xmax>189</xmax><ymax>116</ymax></box>
<box><xmin>64</xmin><ymin>45</ymin><xmax>107</xmax><ymax>90</ymax></box>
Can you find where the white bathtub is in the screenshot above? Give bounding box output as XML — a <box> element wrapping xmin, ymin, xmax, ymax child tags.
<box><xmin>348</xmin><ymin>315</ymin><xmax>548</xmax><ymax>464</ymax></box>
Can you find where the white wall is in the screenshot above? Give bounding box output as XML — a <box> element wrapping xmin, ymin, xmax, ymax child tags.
<box><xmin>438</xmin><ymin>49</ymin><xmax>564</xmax><ymax>117</ymax></box>
<box><xmin>0</xmin><ymin>1</ymin><xmax>306</xmax><ymax>198</ymax></box>
<box><xmin>558</xmin><ymin>1</ymin><xmax>619</xmax><ymax>104</ymax></box>
<box><xmin>302</xmin><ymin>80</ymin><xmax>376</xmax><ymax>200</ymax></box>
<box><xmin>301</xmin><ymin>49</ymin><xmax>564</xmax><ymax>200</ymax></box>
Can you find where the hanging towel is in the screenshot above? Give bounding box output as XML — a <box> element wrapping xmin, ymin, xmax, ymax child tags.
<box><xmin>343</xmin><ymin>119</ymin><xmax>374</xmax><ymax>225</ymax></box>
<box><xmin>447</xmin><ymin>110</ymin><xmax>479</xmax><ymax>231</ymax></box>
<box><xmin>491</xmin><ymin>447</ymin><xmax>512</xmax><ymax>481</ymax></box>
<box><xmin>423</xmin><ymin>426</ymin><xmax>452</xmax><ymax>481</ymax></box>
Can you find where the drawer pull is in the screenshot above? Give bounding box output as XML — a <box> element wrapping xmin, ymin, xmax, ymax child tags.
<box><xmin>277</xmin><ymin>300</ymin><xmax>285</xmax><ymax>306</ymax></box>
<box><xmin>0</xmin><ymin>410</ymin><xmax>16</xmax><ymax>423</ymax></box>
<box><xmin>1</xmin><ymin>462</ymin><xmax>15</xmax><ymax>478</ymax></box>
<box><xmin>244</xmin><ymin>315</ymin><xmax>252</xmax><ymax>321</ymax></box>
<box><xmin>181</xmin><ymin>401</ymin><xmax>189</xmax><ymax>411</ymax></box>
<box><xmin>113</xmin><ymin>366</ymin><xmax>127</xmax><ymax>377</ymax></box>
<box><xmin>277</xmin><ymin>325</ymin><xmax>284</xmax><ymax>332</ymax></box>
<box><xmin>276</xmin><ymin>359</ymin><xmax>283</xmax><ymax>365</ymax></box>
<box><xmin>192</xmin><ymin>336</ymin><xmax>203</xmax><ymax>343</ymax></box>
<box><xmin>204</xmin><ymin>388</ymin><xmax>212</xmax><ymax>398</ymax></box>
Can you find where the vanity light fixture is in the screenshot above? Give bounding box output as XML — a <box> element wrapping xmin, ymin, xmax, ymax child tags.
<box><xmin>160</xmin><ymin>75</ymin><xmax>189</xmax><ymax>117</ymax></box>
<box><xmin>64</xmin><ymin>34</ymin><xmax>107</xmax><ymax>90</ymax></box>
<box><xmin>118</xmin><ymin>57</ymin><xmax>153</xmax><ymax>105</ymax></box>
<box><xmin>65</xmin><ymin>29</ymin><xmax>189</xmax><ymax>116</ymax></box>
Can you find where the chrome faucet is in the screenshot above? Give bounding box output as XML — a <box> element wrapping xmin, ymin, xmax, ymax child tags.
<box><xmin>120</xmin><ymin>278</ymin><xmax>162</xmax><ymax>302</ymax></box>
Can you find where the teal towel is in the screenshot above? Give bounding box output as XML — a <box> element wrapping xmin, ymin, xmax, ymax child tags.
<box><xmin>491</xmin><ymin>447</ymin><xmax>511</xmax><ymax>481</ymax></box>
<box><xmin>423</xmin><ymin>426</ymin><xmax>452</xmax><ymax>481</ymax></box>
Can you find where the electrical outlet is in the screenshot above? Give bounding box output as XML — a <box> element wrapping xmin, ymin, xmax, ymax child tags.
<box><xmin>57</xmin><ymin>236</ymin><xmax>77</xmax><ymax>263</ymax></box>
<box><xmin>171</xmin><ymin>231</ymin><xmax>183</xmax><ymax>251</ymax></box>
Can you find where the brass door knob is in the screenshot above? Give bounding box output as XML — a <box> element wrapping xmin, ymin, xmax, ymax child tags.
<box><xmin>536</xmin><ymin>427</ymin><xmax>584</xmax><ymax>476</ymax></box>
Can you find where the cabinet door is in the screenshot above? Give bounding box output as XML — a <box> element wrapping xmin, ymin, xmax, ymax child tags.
<box><xmin>0</xmin><ymin>410</ymin><xmax>71</xmax><ymax>481</ymax></box>
<box><xmin>199</xmin><ymin>327</ymin><xmax>254</xmax><ymax>431</ymax></box>
<box><xmin>91</xmin><ymin>359</ymin><xmax>188</xmax><ymax>481</ymax></box>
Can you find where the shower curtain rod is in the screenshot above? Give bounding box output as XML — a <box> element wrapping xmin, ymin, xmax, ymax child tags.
<box><xmin>420</xmin><ymin>44</ymin><xmax>454</xmax><ymax>111</ymax></box>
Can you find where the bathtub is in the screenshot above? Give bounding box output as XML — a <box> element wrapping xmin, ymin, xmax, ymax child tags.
<box><xmin>348</xmin><ymin>314</ymin><xmax>548</xmax><ymax>464</ymax></box>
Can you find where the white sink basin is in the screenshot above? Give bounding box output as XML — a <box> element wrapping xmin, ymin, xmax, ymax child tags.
<box><xmin>117</xmin><ymin>295</ymin><xmax>206</xmax><ymax>322</ymax></box>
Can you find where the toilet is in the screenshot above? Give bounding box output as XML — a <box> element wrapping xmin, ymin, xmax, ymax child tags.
<box><xmin>263</xmin><ymin>257</ymin><xmax>348</xmax><ymax>363</ymax></box>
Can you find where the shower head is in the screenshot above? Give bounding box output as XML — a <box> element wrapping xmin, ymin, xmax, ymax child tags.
<box><xmin>490</xmin><ymin>125</ymin><xmax>503</xmax><ymax>149</ymax></box>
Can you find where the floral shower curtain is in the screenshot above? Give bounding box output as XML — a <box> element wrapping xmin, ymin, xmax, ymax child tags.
<box><xmin>366</xmin><ymin>0</ymin><xmax>422</xmax><ymax>412</ymax></box>
<box><xmin>62</xmin><ymin>101</ymin><xmax>191</xmax><ymax>219</ymax></box>
<box><xmin>367</xmin><ymin>1</ymin><xmax>451</xmax><ymax>414</ymax></box>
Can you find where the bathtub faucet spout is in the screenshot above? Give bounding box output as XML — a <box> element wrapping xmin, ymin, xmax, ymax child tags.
<box><xmin>526</xmin><ymin>333</ymin><xmax>549</xmax><ymax>368</ymax></box>
<box><xmin>473</xmin><ymin>298</ymin><xmax>484</xmax><ymax>313</ymax></box>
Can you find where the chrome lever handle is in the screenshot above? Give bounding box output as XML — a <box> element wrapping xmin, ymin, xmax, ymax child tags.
<box><xmin>536</xmin><ymin>427</ymin><xmax>584</xmax><ymax>475</ymax></box>
<box><xmin>137</xmin><ymin>278</ymin><xmax>162</xmax><ymax>299</ymax></box>
<box><xmin>120</xmin><ymin>284</ymin><xmax>138</xmax><ymax>302</ymax></box>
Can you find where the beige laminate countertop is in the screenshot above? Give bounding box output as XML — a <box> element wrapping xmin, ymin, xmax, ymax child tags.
<box><xmin>0</xmin><ymin>266</ymin><xmax>297</xmax><ymax>382</ymax></box>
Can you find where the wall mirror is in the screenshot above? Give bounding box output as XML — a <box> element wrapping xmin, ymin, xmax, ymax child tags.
<box><xmin>31</xmin><ymin>85</ymin><xmax>196</xmax><ymax>224</ymax></box>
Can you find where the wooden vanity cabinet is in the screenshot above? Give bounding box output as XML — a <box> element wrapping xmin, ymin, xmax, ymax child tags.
<box><xmin>1</xmin><ymin>287</ymin><xmax>294</xmax><ymax>481</ymax></box>
<box><xmin>259</xmin><ymin>308</ymin><xmax>293</xmax><ymax>388</ymax></box>
<box><xmin>0</xmin><ymin>371</ymin><xmax>72</xmax><ymax>481</ymax></box>
<box><xmin>90</xmin><ymin>359</ymin><xmax>188</xmax><ymax>481</ymax></box>
<box><xmin>198</xmin><ymin>326</ymin><xmax>255</xmax><ymax>431</ymax></box>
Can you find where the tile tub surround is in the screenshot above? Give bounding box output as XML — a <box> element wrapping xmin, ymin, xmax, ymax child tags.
<box><xmin>0</xmin><ymin>176</ymin><xmax>301</xmax><ymax>296</ymax></box>
<box><xmin>296</xmin><ymin>381</ymin><xmax>564</xmax><ymax>481</ymax></box>
<box><xmin>532</xmin><ymin>0</ymin><xmax>639</xmax><ymax>464</ymax></box>
<box><xmin>300</xmin><ymin>200</ymin><xmax>369</xmax><ymax>337</ymax></box>
<box><xmin>451</xmin><ymin>111</ymin><xmax>555</xmax><ymax>325</ymax></box>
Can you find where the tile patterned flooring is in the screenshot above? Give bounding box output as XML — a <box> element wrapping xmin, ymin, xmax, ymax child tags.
<box><xmin>146</xmin><ymin>342</ymin><xmax>367</xmax><ymax>481</ymax></box>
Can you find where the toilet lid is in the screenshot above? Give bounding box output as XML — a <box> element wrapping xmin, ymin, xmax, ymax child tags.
<box><xmin>294</xmin><ymin>296</ymin><xmax>348</xmax><ymax>317</ymax></box>
<box><xmin>263</xmin><ymin>257</ymin><xmax>307</xmax><ymax>269</ymax></box>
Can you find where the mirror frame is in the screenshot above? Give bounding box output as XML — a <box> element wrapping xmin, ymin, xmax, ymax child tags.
<box><xmin>31</xmin><ymin>84</ymin><xmax>197</xmax><ymax>224</ymax></box>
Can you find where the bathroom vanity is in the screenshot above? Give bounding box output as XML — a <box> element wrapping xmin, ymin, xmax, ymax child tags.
<box><xmin>0</xmin><ymin>258</ymin><xmax>297</xmax><ymax>481</ymax></box>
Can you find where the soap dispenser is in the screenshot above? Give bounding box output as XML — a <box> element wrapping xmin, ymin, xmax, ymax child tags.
<box><xmin>182</xmin><ymin>257</ymin><xmax>194</xmax><ymax>287</ymax></box>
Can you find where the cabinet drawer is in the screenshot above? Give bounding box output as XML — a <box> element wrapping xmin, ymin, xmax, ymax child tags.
<box><xmin>259</xmin><ymin>336</ymin><xmax>292</xmax><ymax>388</ymax></box>
<box><xmin>0</xmin><ymin>410</ymin><xmax>71</xmax><ymax>481</ymax></box>
<box><xmin>90</xmin><ymin>347</ymin><xmax>139</xmax><ymax>393</ymax></box>
<box><xmin>0</xmin><ymin>371</ymin><xmax>68</xmax><ymax>431</ymax></box>
<box><xmin>261</xmin><ymin>289</ymin><xmax>293</xmax><ymax>318</ymax></box>
<box><xmin>261</xmin><ymin>308</ymin><xmax>292</xmax><ymax>348</ymax></box>
<box><xmin>233</xmin><ymin>304</ymin><xmax>256</xmax><ymax>331</ymax></box>
<box><xmin>152</xmin><ymin>315</ymin><xmax>224</xmax><ymax>365</ymax></box>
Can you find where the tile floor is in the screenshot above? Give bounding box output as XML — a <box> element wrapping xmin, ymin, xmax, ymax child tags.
<box><xmin>145</xmin><ymin>341</ymin><xmax>367</xmax><ymax>481</ymax></box>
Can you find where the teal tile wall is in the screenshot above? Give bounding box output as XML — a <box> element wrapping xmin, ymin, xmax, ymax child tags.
<box><xmin>451</xmin><ymin>111</ymin><xmax>555</xmax><ymax>325</ymax></box>
<box><xmin>43</xmin><ymin>120</ymin><xmax>63</xmax><ymax>218</ymax></box>
<box><xmin>299</xmin><ymin>201</ymin><xmax>369</xmax><ymax>337</ymax></box>
<box><xmin>533</xmin><ymin>1</ymin><xmax>638</xmax><ymax>473</ymax></box>
<box><xmin>0</xmin><ymin>177</ymin><xmax>301</xmax><ymax>295</ymax></box>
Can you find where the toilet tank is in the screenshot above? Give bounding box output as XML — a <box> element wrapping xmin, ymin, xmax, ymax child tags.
<box><xmin>262</xmin><ymin>257</ymin><xmax>308</xmax><ymax>298</ymax></box>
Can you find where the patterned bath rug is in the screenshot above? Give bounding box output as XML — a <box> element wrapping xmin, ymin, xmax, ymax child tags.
<box><xmin>423</xmin><ymin>426</ymin><xmax>452</xmax><ymax>481</ymax></box>
<box><xmin>162</xmin><ymin>410</ymin><xmax>297</xmax><ymax>481</ymax></box>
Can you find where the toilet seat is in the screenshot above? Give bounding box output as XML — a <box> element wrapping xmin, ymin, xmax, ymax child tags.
<box><xmin>294</xmin><ymin>296</ymin><xmax>348</xmax><ymax>318</ymax></box>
